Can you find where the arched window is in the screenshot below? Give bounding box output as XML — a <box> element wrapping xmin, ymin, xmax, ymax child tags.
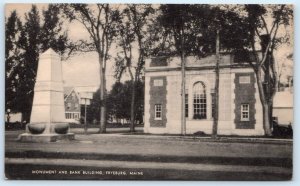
<box><xmin>193</xmin><ymin>81</ymin><xmax>207</xmax><ymax>119</ymax></box>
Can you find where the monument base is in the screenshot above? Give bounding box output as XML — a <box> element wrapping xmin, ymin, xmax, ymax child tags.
<box><xmin>18</xmin><ymin>133</ymin><xmax>75</xmax><ymax>143</ymax></box>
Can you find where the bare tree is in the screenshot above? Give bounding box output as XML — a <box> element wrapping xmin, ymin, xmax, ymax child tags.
<box><xmin>115</xmin><ymin>4</ymin><xmax>154</xmax><ymax>132</ymax></box>
<box><xmin>244</xmin><ymin>5</ymin><xmax>293</xmax><ymax>136</ymax></box>
<box><xmin>63</xmin><ymin>4</ymin><xmax>120</xmax><ymax>133</ymax></box>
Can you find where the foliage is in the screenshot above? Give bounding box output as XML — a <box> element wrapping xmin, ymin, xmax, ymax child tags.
<box><xmin>106</xmin><ymin>81</ymin><xmax>144</xmax><ymax>124</ymax></box>
<box><xmin>85</xmin><ymin>88</ymin><xmax>101</xmax><ymax>124</ymax></box>
<box><xmin>5</xmin><ymin>5</ymin><xmax>70</xmax><ymax>122</ymax></box>
<box><xmin>86</xmin><ymin>81</ymin><xmax>144</xmax><ymax>125</ymax></box>
<box><xmin>115</xmin><ymin>4</ymin><xmax>154</xmax><ymax>81</ymax></box>
<box><xmin>155</xmin><ymin>4</ymin><xmax>250</xmax><ymax>57</ymax></box>
<box><xmin>5</xmin><ymin>10</ymin><xmax>23</xmax><ymax>114</ymax></box>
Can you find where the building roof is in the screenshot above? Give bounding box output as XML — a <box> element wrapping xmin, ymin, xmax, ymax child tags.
<box><xmin>64</xmin><ymin>87</ymin><xmax>74</xmax><ymax>99</ymax></box>
<box><xmin>75</xmin><ymin>86</ymin><xmax>99</xmax><ymax>93</ymax></box>
<box><xmin>64</xmin><ymin>86</ymin><xmax>98</xmax><ymax>101</ymax></box>
<box><xmin>273</xmin><ymin>91</ymin><xmax>293</xmax><ymax>108</ymax></box>
<box><xmin>145</xmin><ymin>52</ymin><xmax>262</xmax><ymax>71</ymax></box>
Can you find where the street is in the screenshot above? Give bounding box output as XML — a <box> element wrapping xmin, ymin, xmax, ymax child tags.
<box><xmin>5</xmin><ymin>129</ymin><xmax>293</xmax><ymax>180</ymax></box>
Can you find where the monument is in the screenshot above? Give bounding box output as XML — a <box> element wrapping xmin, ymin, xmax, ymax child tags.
<box><xmin>18</xmin><ymin>48</ymin><xmax>75</xmax><ymax>142</ymax></box>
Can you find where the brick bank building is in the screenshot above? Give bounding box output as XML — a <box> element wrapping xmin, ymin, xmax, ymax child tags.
<box><xmin>144</xmin><ymin>54</ymin><xmax>264</xmax><ymax>136</ymax></box>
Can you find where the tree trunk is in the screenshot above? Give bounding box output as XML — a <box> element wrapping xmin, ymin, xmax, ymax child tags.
<box><xmin>212</xmin><ymin>30</ymin><xmax>220</xmax><ymax>138</ymax></box>
<box><xmin>99</xmin><ymin>74</ymin><xmax>106</xmax><ymax>133</ymax></box>
<box><xmin>21</xmin><ymin>111</ymin><xmax>31</xmax><ymax>124</ymax></box>
<box><xmin>262</xmin><ymin>103</ymin><xmax>272</xmax><ymax>136</ymax></box>
<box><xmin>98</xmin><ymin>53</ymin><xmax>106</xmax><ymax>133</ymax></box>
<box><xmin>180</xmin><ymin>29</ymin><xmax>186</xmax><ymax>136</ymax></box>
<box><xmin>255</xmin><ymin>68</ymin><xmax>272</xmax><ymax>136</ymax></box>
<box><xmin>128</xmin><ymin>67</ymin><xmax>136</xmax><ymax>133</ymax></box>
<box><xmin>130</xmin><ymin>80</ymin><xmax>136</xmax><ymax>132</ymax></box>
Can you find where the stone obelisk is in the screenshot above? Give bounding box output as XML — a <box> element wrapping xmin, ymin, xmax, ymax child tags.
<box><xmin>19</xmin><ymin>48</ymin><xmax>74</xmax><ymax>142</ymax></box>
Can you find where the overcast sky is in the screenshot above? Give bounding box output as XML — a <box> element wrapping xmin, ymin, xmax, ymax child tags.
<box><xmin>6</xmin><ymin>4</ymin><xmax>124</xmax><ymax>90</ymax></box>
<box><xmin>5</xmin><ymin>3</ymin><xmax>294</xmax><ymax>89</ymax></box>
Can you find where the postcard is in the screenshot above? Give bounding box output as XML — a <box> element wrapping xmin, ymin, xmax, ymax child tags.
<box><xmin>5</xmin><ymin>3</ymin><xmax>293</xmax><ymax>180</ymax></box>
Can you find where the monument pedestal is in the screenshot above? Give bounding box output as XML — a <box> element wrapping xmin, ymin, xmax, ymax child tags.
<box><xmin>19</xmin><ymin>48</ymin><xmax>75</xmax><ymax>143</ymax></box>
<box><xmin>18</xmin><ymin>133</ymin><xmax>75</xmax><ymax>143</ymax></box>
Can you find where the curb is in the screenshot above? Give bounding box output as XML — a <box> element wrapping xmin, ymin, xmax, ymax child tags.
<box><xmin>75</xmin><ymin>133</ymin><xmax>293</xmax><ymax>144</ymax></box>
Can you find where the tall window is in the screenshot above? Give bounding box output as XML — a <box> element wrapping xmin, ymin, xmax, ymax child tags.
<box><xmin>241</xmin><ymin>104</ymin><xmax>249</xmax><ymax>121</ymax></box>
<box><xmin>193</xmin><ymin>82</ymin><xmax>207</xmax><ymax>119</ymax></box>
<box><xmin>155</xmin><ymin>104</ymin><xmax>162</xmax><ymax>120</ymax></box>
<box><xmin>185</xmin><ymin>94</ymin><xmax>188</xmax><ymax>118</ymax></box>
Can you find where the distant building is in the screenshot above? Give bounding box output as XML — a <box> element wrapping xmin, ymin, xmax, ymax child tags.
<box><xmin>5</xmin><ymin>113</ymin><xmax>22</xmax><ymax>123</ymax></box>
<box><xmin>64</xmin><ymin>87</ymin><xmax>81</xmax><ymax>124</ymax></box>
<box><xmin>273</xmin><ymin>91</ymin><xmax>293</xmax><ymax>126</ymax></box>
<box><xmin>144</xmin><ymin>53</ymin><xmax>266</xmax><ymax>136</ymax></box>
<box><xmin>63</xmin><ymin>86</ymin><xmax>99</xmax><ymax>124</ymax></box>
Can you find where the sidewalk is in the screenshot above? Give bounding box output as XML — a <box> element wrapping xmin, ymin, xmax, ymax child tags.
<box><xmin>68</xmin><ymin>127</ymin><xmax>293</xmax><ymax>144</ymax></box>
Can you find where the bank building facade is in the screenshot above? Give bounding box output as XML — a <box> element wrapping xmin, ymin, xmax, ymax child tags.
<box><xmin>143</xmin><ymin>53</ymin><xmax>265</xmax><ymax>136</ymax></box>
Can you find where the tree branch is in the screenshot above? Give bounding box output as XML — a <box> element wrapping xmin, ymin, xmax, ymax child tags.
<box><xmin>260</xmin><ymin>15</ymin><xmax>269</xmax><ymax>35</ymax></box>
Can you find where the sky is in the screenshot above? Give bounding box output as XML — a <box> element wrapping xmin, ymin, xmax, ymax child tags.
<box><xmin>5</xmin><ymin>4</ymin><xmax>124</xmax><ymax>90</ymax></box>
<box><xmin>5</xmin><ymin>3</ymin><xmax>294</xmax><ymax>89</ymax></box>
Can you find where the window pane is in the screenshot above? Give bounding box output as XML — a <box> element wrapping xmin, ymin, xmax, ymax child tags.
<box><xmin>193</xmin><ymin>82</ymin><xmax>206</xmax><ymax>119</ymax></box>
<box><xmin>241</xmin><ymin>104</ymin><xmax>249</xmax><ymax>120</ymax></box>
<box><xmin>155</xmin><ymin>104</ymin><xmax>162</xmax><ymax>119</ymax></box>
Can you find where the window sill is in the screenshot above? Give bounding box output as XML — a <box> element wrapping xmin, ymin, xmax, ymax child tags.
<box><xmin>241</xmin><ymin>119</ymin><xmax>250</xmax><ymax>122</ymax></box>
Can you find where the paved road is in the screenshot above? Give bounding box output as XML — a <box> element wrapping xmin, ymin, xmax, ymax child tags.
<box><xmin>5</xmin><ymin>129</ymin><xmax>293</xmax><ymax>180</ymax></box>
<box><xmin>6</xmin><ymin>130</ymin><xmax>292</xmax><ymax>158</ymax></box>
<box><xmin>5</xmin><ymin>158</ymin><xmax>291</xmax><ymax>180</ymax></box>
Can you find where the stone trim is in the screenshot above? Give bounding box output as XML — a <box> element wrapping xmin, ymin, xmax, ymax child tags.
<box><xmin>234</xmin><ymin>73</ymin><xmax>256</xmax><ymax>129</ymax></box>
<box><xmin>149</xmin><ymin>76</ymin><xmax>167</xmax><ymax>127</ymax></box>
<box><xmin>145</xmin><ymin>64</ymin><xmax>254</xmax><ymax>73</ymax></box>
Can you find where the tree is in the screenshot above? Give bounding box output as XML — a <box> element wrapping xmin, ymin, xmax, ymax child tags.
<box><xmin>14</xmin><ymin>5</ymin><xmax>41</xmax><ymax>122</ymax></box>
<box><xmin>106</xmin><ymin>81</ymin><xmax>144</xmax><ymax>125</ymax></box>
<box><xmin>107</xmin><ymin>82</ymin><xmax>131</xmax><ymax>123</ymax></box>
<box><xmin>5</xmin><ymin>10</ymin><xmax>22</xmax><ymax>115</ymax></box>
<box><xmin>157</xmin><ymin>5</ymin><xmax>194</xmax><ymax>135</ymax></box>
<box><xmin>210</xmin><ymin>6</ymin><xmax>251</xmax><ymax>138</ymax></box>
<box><xmin>115</xmin><ymin>4</ymin><xmax>153</xmax><ymax>132</ymax></box>
<box><xmin>85</xmin><ymin>88</ymin><xmax>101</xmax><ymax>124</ymax></box>
<box><xmin>63</xmin><ymin>4</ymin><xmax>120</xmax><ymax>133</ymax></box>
<box><xmin>243</xmin><ymin>5</ymin><xmax>293</xmax><ymax>136</ymax></box>
<box><xmin>5</xmin><ymin>5</ymin><xmax>70</xmax><ymax>122</ymax></box>
<box><xmin>157</xmin><ymin>5</ymin><xmax>250</xmax><ymax>136</ymax></box>
<box><xmin>40</xmin><ymin>4</ymin><xmax>69</xmax><ymax>56</ymax></box>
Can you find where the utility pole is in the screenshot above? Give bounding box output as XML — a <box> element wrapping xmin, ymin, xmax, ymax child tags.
<box><xmin>80</xmin><ymin>93</ymin><xmax>92</xmax><ymax>135</ymax></box>
<box><xmin>212</xmin><ymin>29</ymin><xmax>220</xmax><ymax>138</ymax></box>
